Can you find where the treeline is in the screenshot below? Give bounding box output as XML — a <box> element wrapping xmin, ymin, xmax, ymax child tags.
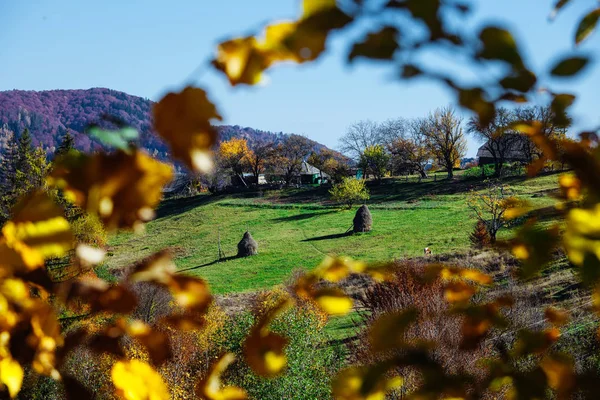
<box><xmin>339</xmin><ymin>104</ymin><xmax>570</xmax><ymax>180</ymax></box>
<box><xmin>197</xmin><ymin>134</ymin><xmax>351</xmax><ymax>191</ymax></box>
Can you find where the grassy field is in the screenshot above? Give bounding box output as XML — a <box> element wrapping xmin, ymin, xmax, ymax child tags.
<box><xmin>104</xmin><ymin>173</ymin><xmax>561</xmax><ymax>295</ymax></box>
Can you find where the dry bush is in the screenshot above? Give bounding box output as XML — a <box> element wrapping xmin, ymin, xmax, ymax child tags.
<box><xmin>350</xmin><ymin>260</ymin><xmax>493</xmax><ymax>394</ymax></box>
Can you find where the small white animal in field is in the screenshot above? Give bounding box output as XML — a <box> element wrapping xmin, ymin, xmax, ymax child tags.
<box><xmin>424</xmin><ymin>247</ymin><xmax>432</xmax><ymax>256</ymax></box>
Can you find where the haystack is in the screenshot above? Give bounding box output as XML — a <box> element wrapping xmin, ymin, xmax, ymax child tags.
<box><xmin>353</xmin><ymin>205</ymin><xmax>372</xmax><ymax>233</ymax></box>
<box><xmin>237</xmin><ymin>231</ymin><xmax>258</xmax><ymax>257</ymax></box>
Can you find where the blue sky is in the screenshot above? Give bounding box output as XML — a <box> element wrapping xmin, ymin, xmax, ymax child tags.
<box><xmin>0</xmin><ymin>0</ymin><xmax>598</xmax><ymax>156</ymax></box>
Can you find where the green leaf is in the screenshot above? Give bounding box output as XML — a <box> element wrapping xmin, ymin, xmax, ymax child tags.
<box><xmin>348</xmin><ymin>27</ymin><xmax>399</xmax><ymax>62</ymax></box>
<box><xmin>550</xmin><ymin>56</ymin><xmax>590</xmax><ymax>76</ymax></box>
<box><xmin>88</xmin><ymin>126</ymin><xmax>139</xmax><ymax>151</ymax></box>
<box><xmin>478</xmin><ymin>26</ymin><xmax>523</xmax><ymax>68</ymax></box>
<box><xmin>550</xmin><ymin>0</ymin><xmax>572</xmax><ymax>19</ymax></box>
<box><xmin>575</xmin><ymin>8</ymin><xmax>600</xmax><ymax>45</ymax></box>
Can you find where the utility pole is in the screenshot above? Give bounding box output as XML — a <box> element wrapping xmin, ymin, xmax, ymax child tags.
<box><xmin>218</xmin><ymin>226</ymin><xmax>226</xmax><ymax>260</ymax></box>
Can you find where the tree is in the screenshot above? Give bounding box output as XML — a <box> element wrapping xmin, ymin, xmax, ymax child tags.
<box><xmin>247</xmin><ymin>142</ymin><xmax>272</xmax><ymax>182</ymax></box>
<box><xmin>513</xmin><ymin>105</ymin><xmax>570</xmax><ymax>164</ymax></box>
<box><xmin>55</xmin><ymin>130</ymin><xmax>75</xmax><ymax>158</ymax></box>
<box><xmin>467</xmin><ymin>182</ymin><xmax>517</xmax><ymax>244</ymax></box>
<box><xmin>338</xmin><ymin>120</ymin><xmax>382</xmax><ymax>160</ymax></box>
<box><xmin>274</xmin><ymin>135</ymin><xmax>313</xmax><ymax>186</ymax></box>
<box><xmin>418</xmin><ymin>107</ymin><xmax>466</xmax><ymax>179</ymax></box>
<box><xmin>329</xmin><ymin>177</ymin><xmax>370</xmax><ymax>209</ymax></box>
<box><xmin>218</xmin><ymin>137</ymin><xmax>251</xmax><ymax>187</ymax></box>
<box><xmin>307</xmin><ymin>148</ymin><xmax>337</xmax><ymax>185</ymax></box>
<box><xmin>467</xmin><ymin>107</ymin><xmax>522</xmax><ymax>178</ymax></box>
<box><xmin>359</xmin><ymin>145</ymin><xmax>389</xmax><ymax>184</ymax></box>
<box><xmin>387</xmin><ymin>123</ymin><xmax>432</xmax><ymax>179</ymax></box>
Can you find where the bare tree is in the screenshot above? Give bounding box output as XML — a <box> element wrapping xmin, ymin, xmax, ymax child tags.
<box><xmin>338</xmin><ymin>120</ymin><xmax>382</xmax><ymax>160</ymax></box>
<box><xmin>513</xmin><ymin>105</ymin><xmax>570</xmax><ymax>164</ymax></box>
<box><xmin>468</xmin><ymin>107</ymin><xmax>525</xmax><ymax>178</ymax></box>
<box><xmin>418</xmin><ymin>107</ymin><xmax>467</xmax><ymax>179</ymax></box>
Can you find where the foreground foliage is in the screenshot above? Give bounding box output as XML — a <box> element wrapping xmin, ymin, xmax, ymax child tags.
<box><xmin>1</xmin><ymin>0</ymin><xmax>600</xmax><ymax>398</ymax></box>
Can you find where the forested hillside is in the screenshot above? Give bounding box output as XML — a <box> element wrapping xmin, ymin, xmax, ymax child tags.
<box><xmin>0</xmin><ymin>88</ymin><xmax>334</xmax><ymax>158</ymax></box>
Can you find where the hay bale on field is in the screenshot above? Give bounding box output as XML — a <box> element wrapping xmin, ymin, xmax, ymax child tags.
<box><xmin>353</xmin><ymin>205</ymin><xmax>372</xmax><ymax>233</ymax></box>
<box><xmin>237</xmin><ymin>231</ymin><xmax>258</xmax><ymax>257</ymax></box>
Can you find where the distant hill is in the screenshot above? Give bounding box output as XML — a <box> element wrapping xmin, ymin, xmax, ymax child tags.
<box><xmin>0</xmin><ymin>88</ymin><xmax>337</xmax><ymax>161</ymax></box>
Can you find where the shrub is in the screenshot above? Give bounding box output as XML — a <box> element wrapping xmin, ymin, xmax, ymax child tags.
<box><xmin>351</xmin><ymin>261</ymin><xmax>493</xmax><ymax>396</ymax></box>
<box><xmin>329</xmin><ymin>177</ymin><xmax>370</xmax><ymax>209</ymax></box>
<box><xmin>217</xmin><ymin>291</ymin><xmax>344</xmax><ymax>400</ymax></box>
<box><xmin>470</xmin><ymin>219</ymin><xmax>491</xmax><ymax>249</ymax></box>
<box><xmin>70</xmin><ymin>212</ymin><xmax>108</xmax><ymax>246</ymax></box>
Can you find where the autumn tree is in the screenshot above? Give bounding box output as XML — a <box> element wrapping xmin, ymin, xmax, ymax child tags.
<box><xmin>467</xmin><ymin>107</ymin><xmax>523</xmax><ymax>178</ymax></box>
<box><xmin>274</xmin><ymin>134</ymin><xmax>313</xmax><ymax>186</ymax></box>
<box><xmin>388</xmin><ymin>122</ymin><xmax>432</xmax><ymax>178</ymax></box>
<box><xmin>0</xmin><ymin>129</ymin><xmax>50</xmax><ymax>222</ymax></box>
<box><xmin>359</xmin><ymin>145</ymin><xmax>389</xmax><ymax>184</ymax></box>
<box><xmin>307</xmin><ymin>148</ymin><xmax>338</xmax><ymax>185</ymax></box>
<box><xmin>329</xmin><ymin>177</ymin><xmax>370</xmax><ymax>209</ymax></box>
<box><xmin>467</xmin><ymin>182</ymin><xmax>517</xmax><ymax>244</ymax></box>
<box><xmin>418</xmin><ymin>107</ymin><xmax>467</xmax><ymax>179</ymax></box>
<box><xmin>218</xmin><ymin>137</ymin><xmax>252</xmax><ymax>187</ymax></box>
<box><xmin>247</xmin><ymin>142</ymin><xmax>273</xmax><ymax>182</ymax></box>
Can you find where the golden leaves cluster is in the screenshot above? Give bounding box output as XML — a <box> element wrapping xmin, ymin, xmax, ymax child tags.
<box><xmin>212</xmin><ymin>0</ymin><xmax>351</xmax><ymax>85</ymax></box>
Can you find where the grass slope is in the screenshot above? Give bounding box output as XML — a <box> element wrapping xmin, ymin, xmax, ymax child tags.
<box><xmin>105</xmin><ymin>173</ymin><xmax>560</xmax><ymax>294</ymax></box>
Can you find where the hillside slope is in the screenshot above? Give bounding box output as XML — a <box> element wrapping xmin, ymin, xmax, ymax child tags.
<box><xmin>0</xmin><ymin>88</ymin><xmax>335</xmax><ymax>157</ymax></box>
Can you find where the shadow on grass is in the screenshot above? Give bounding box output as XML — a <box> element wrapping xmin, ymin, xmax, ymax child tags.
<box><xmin>271</xmin><ymin>210</ymin><xmax>337</xmax><ymax>222</ymax></box>
<box><xmin>302</xmin><ymin>231</ymin><xmax>353</xmax><ymax>242</ymax></box>
<box><xmin>156</xmin><ymin>194</ymin><xmax>222</xmax><ymax>219</ymax></box>
<box><xmin>178</xmin><ymin>254</ymin><xmax>241</xmax><ymax>272</ymax></box>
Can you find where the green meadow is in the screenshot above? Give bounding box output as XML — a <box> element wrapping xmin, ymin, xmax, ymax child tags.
<box><xmin>105</xmin><ymin>173</ymin><xmax>560</xmax><ymax>294</ymax></box>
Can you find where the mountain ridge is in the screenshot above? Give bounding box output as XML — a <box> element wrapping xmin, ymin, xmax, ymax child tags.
<box><xmin>0</xmin><ymin>88</ymin><xmax>336</xmax><ymax>160</ymax></box>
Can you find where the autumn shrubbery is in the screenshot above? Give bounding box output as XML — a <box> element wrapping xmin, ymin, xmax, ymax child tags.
<box><xmin>217</xmin><ymin>289</ymin><xmax>344</xmax><ymax>400</ymax></box>
<box><xmin>350</xmin><ymin>261</ymin><xmax>493</xmax><ymax>396</ymax></box>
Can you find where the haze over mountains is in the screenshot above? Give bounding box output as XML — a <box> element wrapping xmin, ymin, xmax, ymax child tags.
<box><xmin>0</xmin><ymin>88</ymin><xmax>336</xmax><ymax>159</ymax></box>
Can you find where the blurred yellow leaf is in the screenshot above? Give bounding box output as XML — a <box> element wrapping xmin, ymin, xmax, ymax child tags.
<box><xmin>564</xmin><ymin>205</ymin><xmax>600</xmax><ymax>267</ymax></box>
<box><xmin>0</xmin><ymin>191</ymin><xmax>73</xmax><ymax>271</ymax></box>
<box><xmin>545</xmin><ymin>307</ymin><xmax>569</xmax><ymax>327</ymax></box>
<box><xmin>540</xmin><ymin>355</ymin><xmax>575</xmax><ymax>397</ymax></box>
<box><xmin>111</xmin><ymin>359</ymin><xmax>169</xmax><ymax>400</ymax></box>
<box><xmin>444</xmin><ymin>281</ymin><xmax>477</xmax><ymax>303</ymax></box>
<box><xmin>213</xmin><ymin>37</ymin><xmax>269</xmax><ymax>85</ymax></box>
<box><xmin>196</xmin><ymin>353</ymin><xmax>247</xmax><ymax>400</ymax></box>
<box><xmin>48</xmin><ymin>150</ymin><xmax>172</xmax><ymax>231</ymax></box>
<box><xmin>332</xmin><ymin>365</ymin><xmax>402</xmax><ymax>400</ymax></box>
<box><xmin>0</xmin><ymin>357</ymin><xmax>23</xmax><ymax>398</ymax></box>
<box><xmin>558</xmin><ymin>173</ymin><xmax>581</xmax><ymax>200</ymax></box>
<box><xmin>243</xmin><ymin>298</ymin><xmax>290</xmax><ymax>377</ymax></box>
<box><xmin>153</xmin><ymin>86</ymin><xmax>221</xmax><ymax>172</ymax></box>
<box><xmin>313</xmin><ymin>287</ymin><xmax>353</xmax><ymax>315</ymax></box>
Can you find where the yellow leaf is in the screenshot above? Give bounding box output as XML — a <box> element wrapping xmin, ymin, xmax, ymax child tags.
<box><xmin>242</xmin><ymin>298</ymin><xmax>291</xmax><ymax>377</ymax></box>
<box><xmin>196</xmin><ymin>353</ymin><xmax>247</xmax><ymax>400</ymax></box>
<box><xmin>0</xmin><ymin>358</ymin><xmax>23</xmax><ymax>398</ymax></box>
<box><xmin>213</xmin><ymin>37</ymin><xmax>270</xmax><ymax>85</ymax></box>
<box><xmin>444</xmin><ymin>281</ymin><xmax>477</xmax><ymax>303</ymax></box>
<box><xmin>48</xmin><ymin>150</ymin><xmax>172</xmax><ymax>230</ymax></box>
<box><xmin>540</xmin><ymin>355</ymin><xmax>575</xmax><ymax>395</ymax></box>
<box><xmin>111</xmin><ymin>360</ymin><xmax>169</xmax><ymax>400</ymax></box>
<box><xmin>332</xmin><ymin>365</ymin><xmax>402</xmax><ymax>400</ymax></box>
<box><xmin>545</xmin><ymin>307</ymin><xmax>569</xmax><ymax>327</ymax></box>
<box><xmin>564</xmin><ymin>205</ymin><xmax>600</xmax><ymax>266</ymax></box>
<box><xmin>313</xmin><ymin>287</ymin><xmax>353</xmax><ymax>315</ymax></box>
<box><xmin>153</xmin><ymin>86</ymin><xmax>221</xmax><ymax>172</ymax></box>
